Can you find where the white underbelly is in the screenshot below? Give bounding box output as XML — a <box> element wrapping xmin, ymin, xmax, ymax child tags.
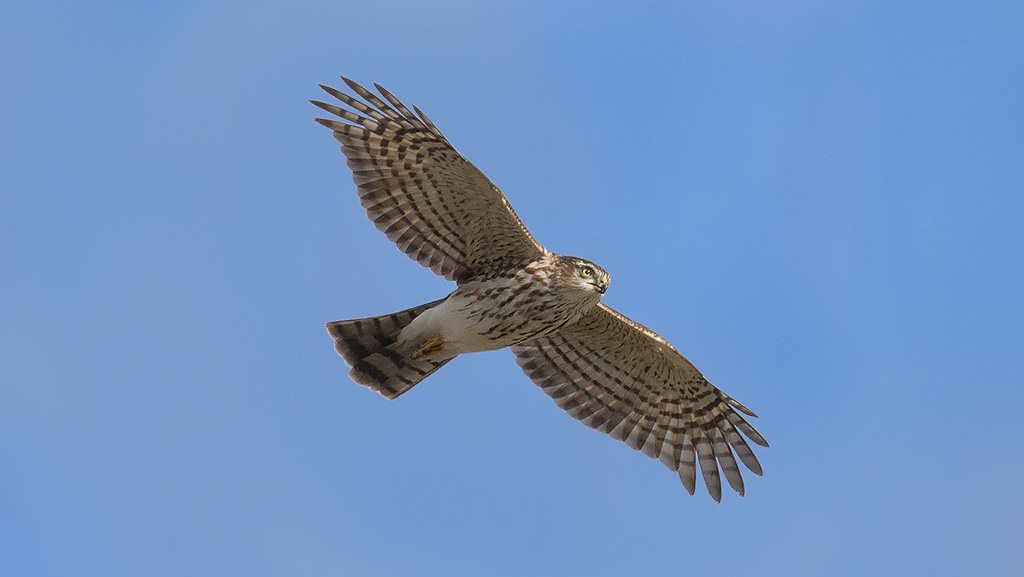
<box><xmin>399</xmin><ymin>294</ymin><xmax>521</xmax><ymax>355</ymax></box>
<box><xmin>396</xmin><ymin>270</ymin><xmax>600</xmax><ymax>358</ymax></box>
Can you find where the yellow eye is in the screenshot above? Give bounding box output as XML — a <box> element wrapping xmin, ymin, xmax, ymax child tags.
<box><xmin>580</xmin><ymin>266</ymin><xmax>593</xmax><ymax>278</ymax></box>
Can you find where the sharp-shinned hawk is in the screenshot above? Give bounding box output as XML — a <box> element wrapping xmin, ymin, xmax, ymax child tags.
<box><xmin>311</xmin><ymin>78</ymin><xmax>768</xmax><ymax>501</ymax></box>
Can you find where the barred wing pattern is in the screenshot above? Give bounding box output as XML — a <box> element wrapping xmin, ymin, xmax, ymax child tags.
<box><xmin>511</xmin><ymin>303</ymin><xmax>768</xmax><ymax>501</ymax></box>
<box><xmin>311</xmin><ymin>78</ymin><xmax>545</xmax><ymax>283</ymax></box>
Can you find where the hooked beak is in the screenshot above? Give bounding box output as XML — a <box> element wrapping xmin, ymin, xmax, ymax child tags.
<box><xmin>595</xmin><ymin>273</ymin><xmax>610</xmax><ymax>294</ymax></box>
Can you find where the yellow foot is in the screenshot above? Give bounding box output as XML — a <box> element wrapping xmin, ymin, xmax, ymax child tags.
<box><xmin>412</xmin><ymin>336</ymin><xmax>445</xmax><ymax>360</ymax></box>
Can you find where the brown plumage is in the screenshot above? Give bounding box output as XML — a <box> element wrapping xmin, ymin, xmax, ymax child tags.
<box><xmin>312</xmin><ymin>78</ymin><xmax>768</xmax><ymax>501</ymax></box>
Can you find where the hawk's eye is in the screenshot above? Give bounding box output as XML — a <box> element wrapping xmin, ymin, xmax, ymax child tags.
<box><xmin>580</xmin><ymin>266</ymin><xmax>594</xmax><ymax>278</ymax></box>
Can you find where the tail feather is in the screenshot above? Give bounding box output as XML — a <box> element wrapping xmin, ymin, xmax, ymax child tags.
<box><xmin>349</xmin><ymin>347</ymin><xmax>452</xmax><ymax>399</ymax></box>
<box><xmin>326</xmin><ymin>298</ymin><xmax>451</xmax><ymax>399</ymax></box>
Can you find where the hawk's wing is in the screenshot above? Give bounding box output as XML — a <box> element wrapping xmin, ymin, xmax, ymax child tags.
<box><xmin>511</xmin><ymin>303</ymin><xmax>768</xmax><ymax>501</ymax></box>
<box><xmin>312</xmin><ymin>79</ymin><xmax>545</xmax><ymax>283</ymax></box>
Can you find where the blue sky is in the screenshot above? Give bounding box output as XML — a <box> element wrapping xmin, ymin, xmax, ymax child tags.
<box><xmin>3</xmin><ymin>1</ymin><xmax>1022</xmax><ymax>575</ymax></box>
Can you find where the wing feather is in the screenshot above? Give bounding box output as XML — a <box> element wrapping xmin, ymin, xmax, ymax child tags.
<box><xmin>312</xmin><ymin>78</ymin><xmax>545</xmax><ymax>283</ymax></box>
<box><xmin>511</xmin><ymin>303</ymin><xmax>768</xmax><ymax>501</ymax></box>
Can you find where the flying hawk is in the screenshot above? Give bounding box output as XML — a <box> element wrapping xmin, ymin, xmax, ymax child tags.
<box><xmin>311</xmin><ymin>78</ymin><xmax>768</xmax><ymax>501</ymax></box>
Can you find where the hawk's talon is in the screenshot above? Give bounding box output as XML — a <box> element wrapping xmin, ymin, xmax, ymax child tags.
<box><xmin>412</xmin><ymin>336</ymin><xmax>445</xmax><ymax>360</ymax></box>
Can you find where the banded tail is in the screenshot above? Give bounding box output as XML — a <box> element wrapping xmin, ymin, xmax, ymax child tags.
<box><xmin>326</xmin><ymin>298</ymin><xmax>451</xmax><ymax>399</ymax></box>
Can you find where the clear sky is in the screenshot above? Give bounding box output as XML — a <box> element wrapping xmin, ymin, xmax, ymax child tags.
<box><xmin>3</xmin><ymin>1</ymin><xmax>1022</xmax><ymax>576</ymax></box>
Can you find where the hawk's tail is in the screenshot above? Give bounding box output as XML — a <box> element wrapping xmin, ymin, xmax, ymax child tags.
<box><xmin>326</xmin><ymin>298</ymin><xmax>451</xmax><ymax>399</ymax></box>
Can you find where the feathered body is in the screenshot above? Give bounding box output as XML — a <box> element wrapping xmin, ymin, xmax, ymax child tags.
<box><xmin>401</xmin><ymin>253</ymin><xmax>607</xmax><ymax>358</ymax></box>
<box><xmin>328</xmin><ymin>253</ymin><xmax>608</xmax><ymax>398</ymax></box>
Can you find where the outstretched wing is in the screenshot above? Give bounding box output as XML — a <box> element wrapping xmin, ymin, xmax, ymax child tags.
<box><xmin>311</xmin><ymin>78</ymin><xmax>545</xmax><ymax>283</ymax></box>
<box><xmin>511</xmin><ymin>303</ymin><xmax>768</xmax><ymax>501</ymax></box>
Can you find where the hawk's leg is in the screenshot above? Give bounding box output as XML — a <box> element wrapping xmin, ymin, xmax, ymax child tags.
<box><xmin>412</xmin><ymin>336</ymin><xmax>446</xmax><ymax>360</ymax></box>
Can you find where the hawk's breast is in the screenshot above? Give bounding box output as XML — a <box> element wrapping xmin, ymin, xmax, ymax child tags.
<box><xmin>400</xmin><ymin>255</ymin><xmax>602</xmax><ymax>356</ymax></box>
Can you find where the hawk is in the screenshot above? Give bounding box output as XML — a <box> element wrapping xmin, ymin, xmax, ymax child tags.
<box><xmin>311</xmin><ymin>78</ymin><xmax>768</xmax><ymax>501</ymax></box>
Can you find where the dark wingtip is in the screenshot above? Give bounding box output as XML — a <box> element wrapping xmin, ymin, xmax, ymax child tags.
<box><xmin>309</xmin><ymin>99</ymin><xmax>337</xmax><ymax>115</ymax></box>
<box><xmin>312</xmin><ymin>117</ymin><xmax>333</xmax><ymax>128</ymax></box>
<box><xmin>750</xmin><ymin>435</ymin><xmax>770</xmax><ymax>448</ymax></box>
<box><xmin>341</xmin><ymin>76</ymin><xmax>364</xmax><ymax>92</ymax></box>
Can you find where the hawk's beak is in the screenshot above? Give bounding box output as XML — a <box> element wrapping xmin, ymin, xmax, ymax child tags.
<box><xmin>596</xmin><ymin>274</ymin><xmax>610</xmax><ymax>294</ymax></box>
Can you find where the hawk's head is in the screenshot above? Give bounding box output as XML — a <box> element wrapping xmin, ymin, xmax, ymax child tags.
<box><xmin>558</xmin><ymin>256</ymin><xmax>610</xmax><ymax>296</ymax></box>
